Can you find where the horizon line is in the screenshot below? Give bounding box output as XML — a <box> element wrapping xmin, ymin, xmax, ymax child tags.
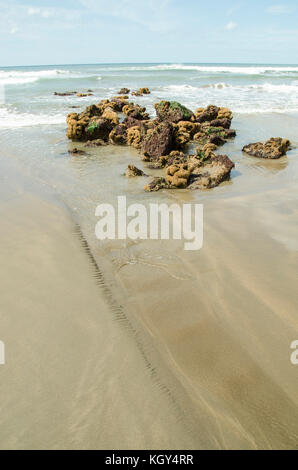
<box><xmin>1</xmin><ymin>61</ymin><xmax>298</xmax><ymax>68</ymax></box>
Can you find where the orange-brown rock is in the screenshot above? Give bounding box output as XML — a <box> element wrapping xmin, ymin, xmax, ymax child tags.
<box><xmin>165</xmin><ymin>163</ymin><xmax>191</xmax><ymax>188</ymax></box>
<box><xmin>125</xmin><ymin>165</ymin><xmax>146</xmax><ymax>177</ymax></box>
<box><xmin>188</xmin><ymin>155</ymin><xmax>235</xmax><ymax>189</ymax></box>
<box><xmin>127</xmin><ymin>126</ymin><xmax>142</xmax><ymax>149</ymax></box>
<box><xmin>242</xmin><ymin>138</ymin><xmax>291</xmax><ymax>159</ymax></box>
<box><xmin>144</xmin><ymin>177</ymin><xmax>169</xmax><ymax>192</ymax></box>
<box><xmin>100</xmin><ymin>107</ymin><xmax>118</xmax><ymax>125</ymax></box>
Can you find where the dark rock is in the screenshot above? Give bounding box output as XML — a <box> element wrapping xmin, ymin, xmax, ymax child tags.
<box><xmin>54</xmin><ymin>91</ymin><xmax>77</xmax><ymax>96</ymax></box>
<box><xmin>109</xmin><ymin>124</ymin><xmax>127</xmax><ymax>145</ymax></box>
<box><xmin>139</xmin><ymin>87</ymin><xmax>150</xmax><ymax>95</ymax></box>
<box><xmin>195</xmin><ymin>105</ymin><xmax>233</xmax><ymax>123</ymax></box>
<box><xmin>196</xmin><ymin>105</ymin><xmax>219</xmax><ymax>123</ymax></box>
<box><xmin>224</xmin><ymin>129</ymin><xmax>237</xmax><ymax>139</ymax></box>
<box><xmin>242</xmin><ymin>138</ymin><xmax>291</xmax><ymax>159</ymax></box>
<box><xmin>164</xmin><ymin>151</ymin><xmax>188</xmax><ymax>167</ymax></box>
<box><xmin>68</xmin><ymin>148</ymin><xmax>87</xmax><ymax>156</ymax></box>
<box><xmin>144</xmin><ymin>177</ymin><xmax>169</xmax><ymax>192</ymax></box>
<box><xmin>84</xmin><ymin>139</ymin><xmax>107</xmax><ymax>147</ymax></box>
<box><xmin>109</xmin><ymin>97</ymin><xmax>129</xmax><ymax>112</ymax></box>
<box><xmin>208</xmin><ymin>135</ymin><xmax>226</xmax><ymax>146</ymax></box>
<box><xmin>84</xmin><ymin>118</ymin><xmax>114</xmax><ymax>141</ymax></box>
<box><xmin>142</xmin><ymin>122</ymin><xmax>176</xmax><ymax>161</ymax></box>
<box><xmin>154</xmin><ymin>101</ymin><xmax>194</xmax><ymax>123</ymax></box>
<box><xmin>125</xmin><ymin>165</ymin><xmax>146</xmax><ymax>177</ymax></box>
<box><xmin>132</xmin><ymin>87</ymin><xmax>151</xmax><ymax>96</ymax></box>
<box><xmin>210</xmin><ymin>118</ymin><xmax>231</xmax><ymax>129</ymax></box>
<box><xmin>123</xmin><ymin>103</ymin><xmax>149</xmax><ymax>120</ymax></box>
<box><xmin>123</xmin><ymin>116</ymin><xmax>144</xmax><ymax>129</ymax></box>
<box><xmin>118</xmin><ymin>88</ymin><xmax>130</xmax><ymax>95</ymax></box>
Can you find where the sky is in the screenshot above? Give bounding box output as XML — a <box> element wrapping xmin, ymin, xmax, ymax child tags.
<box><xmin>0</xmin><ymin>0</ymin><xmax>297</xmax><ymax>66</ymax></box>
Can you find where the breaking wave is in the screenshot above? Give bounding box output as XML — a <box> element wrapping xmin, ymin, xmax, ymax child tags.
<box><xmin>0</xmin><ymin>107</ymin><xmax>65</xmax><ymax>128</ymax></box>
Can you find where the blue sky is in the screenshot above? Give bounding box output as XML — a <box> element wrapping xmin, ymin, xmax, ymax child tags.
<box><xmin>0</xmin><ymin>0</ymin><xmax>297</xmax><ymax>66</ymax></box>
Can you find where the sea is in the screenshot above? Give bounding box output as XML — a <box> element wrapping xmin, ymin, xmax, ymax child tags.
<box><xmin>1</xmin><ymin>63</ymin><xmax>298</xmax><ymax>129</ymax></box>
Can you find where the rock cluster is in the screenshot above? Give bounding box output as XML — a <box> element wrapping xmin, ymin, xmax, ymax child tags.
<box><xmin>54</xmin><ymin>91</ymin><xmax>77</xmax><ymax>96</ymax></box>
<box><xmin>118</xmin><ymin>88</ymin><xmax>130</xmax><ymax>95</ymax></box>
<box><xmin>242</xmin><ymin>138</ymin><xmax>291</xmax><ymax>159</ymax></box>
<box><xmin>65</xmin><ymin>96</ymin><xmax>239</xmax><ymax>191</ymax></box>
<box><xmin>132</xmin><ymin>87</ymin><xmax>151</xmax><ymax>96</ymax></box>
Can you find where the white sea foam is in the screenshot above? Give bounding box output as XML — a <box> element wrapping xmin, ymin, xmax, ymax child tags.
<box><xmin>0</xmin><ymin>108</ymin><xmax>65</xmax><ymax>128</ymax></box>
<box><xmin>97</xmin><ymin>64</ymin><xmax>298</xmax><ymax>75</ymax></box>
<box><xmin>145</xmin><ymin>64</ymin><xmax>298</xmax><ymax>75</ymax></box>
<box><xmin>163</xmin><ymin>82</ymin><xmax>298</xmax><ymax>94</ymax></box>
<box><xmin>153</xmin><ymin>81</ymin><xmax>298</xmax><ymax>114</ymax></box>
<box><xmin>0</xmin><ymin>69</ymin><xmax>100</xmax><ymax>85</ymax></box>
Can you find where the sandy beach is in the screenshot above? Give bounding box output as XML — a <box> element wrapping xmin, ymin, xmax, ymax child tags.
<box><xmin>0</xmin><ymin>62</ymin><xmax>298</xmax><ymax>450</ymax></box>
<box><xmin>0</xmin><ymin>155</ymin><xmax>208</xmax><ymax>450</ymax></box>
<box><xmin>0</xmin><ymin>125</ymin><xmax>297</xmax><ymax>449</ymax></box>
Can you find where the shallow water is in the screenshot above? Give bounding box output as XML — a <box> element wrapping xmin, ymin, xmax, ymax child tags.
<box><xmin>0</xmin><ymin>63</ymin><xmax>297</xmax><ymax>449</ymax></box>
<box><xmin>1</xmin><ymin>63</ymin><xmax>298</xmax><ymax>129</ymax></box>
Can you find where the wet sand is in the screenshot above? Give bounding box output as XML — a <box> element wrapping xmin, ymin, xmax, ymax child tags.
<box><xmin>0</xmin><ymin>112</ymin><xmax>298</xmax><ymax>449</ymax></box>
<box><xmin>115</xmin><ymin>187</ymin><xmax>298</xmax><ymax>449</ymax></box>
<box><xmin>0</xmin><ymin>157</ymin><xmax>204</xmax><ymax>450</ymax></box>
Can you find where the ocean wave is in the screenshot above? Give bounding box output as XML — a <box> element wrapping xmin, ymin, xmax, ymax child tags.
<box><xmin>235</xmin><ymin>107</ymin><xmax>298</xmax><ymax>114</ymax></box>
<box><xmin>144</xmin><ymin>64</ymin><xmax>298</xmax><ymax>75</ymax></box>
<box><xmin>152</xmin><ymin>82</ymin><xmax>298</xmax><ymax>115</ymax></box>
<box><xmin>0</xmin><ymin>77</ymin><xmax>40</xmax><ymax>85</ymax></box>
<box><xmin>162</xmin><ymin>82</ymin><xmax>298</xmax><ymax>93</ymax></box>
<box><xmin>0</xmin><ymin>108</ymin><xmax>65</xmax><ymax>128</ymax></box>
<box><xmin>0</xmin><ymin>69</ymin><xmax>101</xmax><ymax>85</ymax></box>
<box><xmin>93</xmin><ymin>64</ymin><xmax>298</xmax><ymax>75</ymax></box>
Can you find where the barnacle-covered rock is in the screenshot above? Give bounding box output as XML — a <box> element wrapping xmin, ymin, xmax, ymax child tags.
<box><xmin>242</xmin><ymin>138</ymin><xmax>291</xmax><ymax>159</ymax></box>
<box><xmin>109</xmin><ymin>124</ymin><xmax>127</xmax><ymax>145</ymax></box>
<box><xmin>132</xmin><ymin>87</ymin><xmax>151</xmax><ymax>96</ymax></box>
<box><xmin>195</xmin><ymin>105</ymin><xmax>233</xmax><ymax>123</ymax></box>
<box><xmin>165</xmin><ymin>163</ymin><xmax>191</xmax><ymax>188</ymax></box>
<box><xmin>155</xmin><ymin>101</ymin><xmax>194</xmax><ymax>123</ymax></box>
<box><xmin>101</xmin><ymin>106</ymin><xmax>119</xmax><ymax>126</ymax></box>
<box><xmin>144</xmin><ymin>177</ymin><xmax>169</xmax><ymax>192</ymax></box>
<box><xmin>125</xmin><ymin>165</ymin><xmax>146</xmax><ymax>177</ymax></box>
<box><xmin>118</xmin><ymin>88</ymin><xmax>130</xmax><ymax>95</ymax></box>
<box><xmin>142</xmin><ymin>122</ymin><xmax>176</xmax><ymax>161</ymax></box>
<box><xmin>127</xmin><ymin>126</ymin><xmax>143</xmax><ymax>149</ymax></box>
<box><xmin>188</xmin><ymin>155</ymin><xmax>235</xmax><ymax>189</ymax></box>
<box><xmin>196</xmin><ymin>143</ymin><xmax>217</xmax><ymax>159</ymax></box>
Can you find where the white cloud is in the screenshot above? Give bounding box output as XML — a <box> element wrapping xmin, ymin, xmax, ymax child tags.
<box><xmin>27</xmin><ymin>8</ymin><xmax>54</xmax><ymax>18</ymax></box>
<box><xmin>10</xmin><ymin>25</ymin><xmax>18</xmax><ymax>34</ymax></box>
<box><xmin>267</xmin><ymin>4</ymin><xmax>291</xmax><ymax>14</ymax></box>
<box><xmin>225</xmin><ymin>21</ymin><xmax>237</xmax><ymax>31</ymax></box>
